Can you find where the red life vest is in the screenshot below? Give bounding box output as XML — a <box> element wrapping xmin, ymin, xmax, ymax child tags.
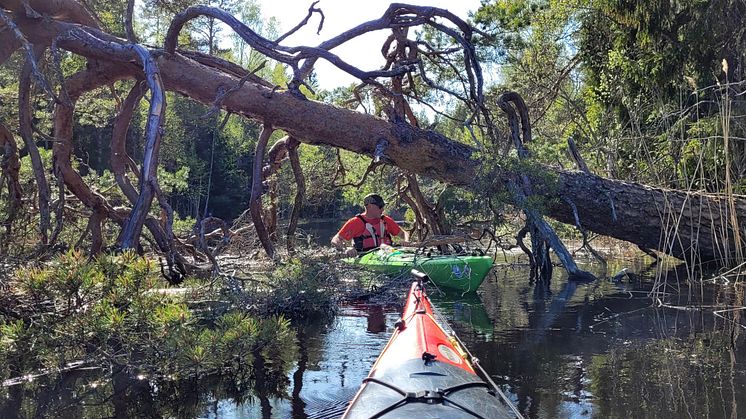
<box><xmin>352</xmin><ymin>214</ymin><xmax>393</xmax><ymax>252</ymax></box>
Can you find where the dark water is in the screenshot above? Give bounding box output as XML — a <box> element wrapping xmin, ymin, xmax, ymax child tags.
<box><xmin>250</xmin><ymin>257</ymin><xmax>746</xmax><ymax>419</ymax></box>
<box><xmin>2</xmin><ymin>257</ymin><xmax>745</xmax><ymax>418</ymax></box>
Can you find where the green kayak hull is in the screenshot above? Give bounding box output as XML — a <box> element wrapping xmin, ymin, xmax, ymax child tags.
<box><xmin>344</xmin><ymin>249</ymin><xmax>493</xmax><ymax>292</ymax></box>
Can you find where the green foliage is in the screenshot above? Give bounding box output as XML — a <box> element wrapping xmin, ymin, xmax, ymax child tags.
<box><xmin>171</xmin><ymin>214</ymin><xmax>197</xmax><ymax>236</ymax></box>
<box><xmin>158</xmin><ymin>166</ymin><xmax>191</xmax><ymax>195</ymax></box>
<box><xmin>0</xmin><ymin>252</ymin><xmax>297</xmax><ymax>384</ymax></box>
<box><xmin>473</xmin><ymin>0</ymin><xmax>746</xmax><ymax>193</ymax></box>
<box><xmin>257</xmin><ymin>258</ymin><xmax>337</xmax><ymax>322</ymax></box>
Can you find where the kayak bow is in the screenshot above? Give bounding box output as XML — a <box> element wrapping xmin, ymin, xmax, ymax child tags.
<box><xmin>343</xmin><ymin>271</ymin><xmax>521</xmax><ymax>418</ymax></box>
<box><xmin>344</xmin><ymin>248</ymin><xmax>493</xmax><ymax>292</ymax></box>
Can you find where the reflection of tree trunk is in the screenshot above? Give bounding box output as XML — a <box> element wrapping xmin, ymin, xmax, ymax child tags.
<box><xmin>291</xmin><ymin>329</ymin><xmax>308</xmax><ymax>417</ymax></box>
<box><xmin>366</xmin><ymin>305</ymin><xmax>386</xmax><ymax>333</ymax></box>
<box><xmin>5</xmin><ymin>382</ymin><xmax>23</xmax><ymax>419</ymax></box>
<box><xmin>26</xmin><ymin>370</ymin><xmax>81</xmax><ymax>418</ymax></box>
<box><xmin>111</xmin><ymin>366</ymin><xmax>158</xmax><ymax>419</ymax></box>
<box><xmin>730</xmin><ymin>345</ymin><xmax>738</xmax><ymax>419</ymax></box>
<box><xmin>252</xmin><ymin>350</ymin><xmax>273</xmax><ymax>419</ymax></box>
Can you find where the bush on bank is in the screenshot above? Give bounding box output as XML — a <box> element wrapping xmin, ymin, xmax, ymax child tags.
<box><xmin>0</xmin><ymin>251</ymin><xmax>302</xmax><ymax>384</ymax></box>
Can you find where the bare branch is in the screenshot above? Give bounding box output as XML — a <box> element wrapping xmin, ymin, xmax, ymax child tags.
<box><xmin>250</xmin><ymin>124</ymin><xmax>276</xmax><ymax>259</ymax></box>
<box><xmin>19</xmin><ymin>47</ymin><xmax>52</xmax><ymax>244</ymax></box>
<box><xmin>125</xmin><ymin>0</ymin><xmax>137</xmax><ymax>43</ymax></box>
<box><xmin>0</xmin><ymin>123</ymin><xmax>22</xmax><ymax>234</ymax></box>
<box><xmin>275</xmin><ymin>0</ymin><xmax>324</xmax><ymax>43</ymax></box>
<box><xmin>202</xmin><ymin>61</ymin><xmax>266</xmax><ymax>119</ymax></box>
<box><xmin>0</xmin><ymin>9</ymin><xmax>59</xmax><ymax>102</ymax></box>
<box><xmin>333</xmin><ymin>159</ymin><xmax>383</xmax><ymax>189</ymax></box>
<box><xmin>286</xmin><ymin>137</ymin><xmax>305</xmax><ymax>253</ymax></box>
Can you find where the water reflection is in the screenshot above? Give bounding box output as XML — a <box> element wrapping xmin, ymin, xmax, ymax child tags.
<box><xmin>365</xmin><ymin>305</ymin><xmax>386</xmax><ymax>334</ymax></box>
<box><xmin>430</xmin><ymin>291</ymin><xmax>494</xmax><ymax>338</ymax></box>
<box><xmin>286</xmin><ymin>304</ymin><xmax>398</xmax><ymax>419</ymax></box>
<box><xmin>2</xmin><ymin>259</ymin><xmax>745</xmax><ymax>418</ymax></box>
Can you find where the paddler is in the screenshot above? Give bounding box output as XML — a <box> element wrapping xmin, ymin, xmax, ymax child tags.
<box><xmin>331</xmin><ymin>193</ymin><xmax>408</xmax><ymax>257</ymax></box>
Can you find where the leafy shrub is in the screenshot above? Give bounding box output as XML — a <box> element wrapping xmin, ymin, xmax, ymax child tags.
<box><xmin>0</xmin><ymin>251</ymin><xmax>297</xmax><ymax>383</ymax></box>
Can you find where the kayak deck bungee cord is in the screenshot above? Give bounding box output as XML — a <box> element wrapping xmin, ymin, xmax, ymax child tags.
<box><xmin>343</xmin><ymin>270</ymin><xmax>522</xmax><ymax>418</ymax></box>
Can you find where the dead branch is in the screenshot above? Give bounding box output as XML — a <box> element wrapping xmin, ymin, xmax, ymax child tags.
<box><xmin>111</xmin><ymin>81</ymin><xmax>145</xmax><ymax>205</ymax></box>
<box><xmin>0</xmin><ymin>9</ymin><xmax>58</xmax><ymax>101</ymax></box>
<box><xmin>112</xmin><ymin>42</ymin><xmax>166</xmax><ymax>250</ymax></box>
<box><xmin>18</xmin><ymin>47</ymin><xmax>52</xmax><ymax>244</ymax></box>
<box><xmin>124</xmin><ymin>0</ymin><xmax>137</xmax><ymax>43</ymax></box>
<box><xmin>286</xmin><ymin>137</ymin><xmax>305</xmax><ymax>253</ymax></box>
<box><xmin>397</xmin><ymin>176</ymin><xmax>427</xmax><ymax>240</ymax></box>
<box><xmin>1</xmin><ymin>6</ymin><xmax>741</xmax><ymax>269</ymax></box>
<box><xmin>333</xmin><ymin>158</ymin><xmax>383</xmax><ymax>189</ymax></box>
<box><xmin>262</xmin><ymin>136</ymin><xmax>291</xmax><ymax>179</ymax></box>
<box><xmin>499</xmin><ymin>91</ymin><xmax>594</xmax><ymax>280</ymax></box>
<box><xmin>250</xmin><ymin>124</ymin><xmax>275</xmax><ymax>259</ymax></box>
<box><xmin>275</xmin><ymin>0</ymin><xmax>324</xmax><ymax>43</ymax></box>
<box><xmin>567</xmin><ymin>136</ymin><xmax>590</xmax><ymax>173</ymax></box>
<box><xmin>0</xmin><ymin>123</ymin><xmax>22</xmax><ymax>234</ymax></box>
<box><xmin>406</xmin><ymin>173</ymin><xmax>446</xmax><ymax>236</ymax></box>
<box><xmin>164</xmin><ymin>6</ymin><xmax>414</xmax><ymax>95</ymax></box>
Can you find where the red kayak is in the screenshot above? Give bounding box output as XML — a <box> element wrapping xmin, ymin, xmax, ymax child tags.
<box><xmin>343</xmin><ymin>271</ymin><xmax>521</xmax><ymax>418</ymax></box>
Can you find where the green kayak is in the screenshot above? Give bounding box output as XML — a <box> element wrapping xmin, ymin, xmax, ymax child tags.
<box><xmin>344</xmin><ymin>248</ymin><xmax>493</xmax><ymax>292</ymax></box>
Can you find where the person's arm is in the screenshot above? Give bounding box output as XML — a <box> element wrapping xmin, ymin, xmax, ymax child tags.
<box><xmin>331</xmin><ymin>232</ymin><xmax>357</xmax><ymax>256</ymax></box>
<box><xmin>394</xmin><ymin>229</ymin><xmax>410</xmax><ymax>245</ymax></box>
<box><xmin>331</xmin><ymin>233</ymin><xmax>345</xmax><ymax>250</ymax></box>
<box><xmin>386</xmin><ymin>216</ymin><xmax>409</xmax><ymax>245</ymax></box>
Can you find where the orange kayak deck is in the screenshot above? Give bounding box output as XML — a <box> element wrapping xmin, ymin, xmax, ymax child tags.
<box><xmin>343</xmin><ymin>281</ymin><xmax>518</xmax><ymax>418</ymax></box>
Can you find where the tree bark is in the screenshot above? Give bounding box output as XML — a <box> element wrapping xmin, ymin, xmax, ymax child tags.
<box><xmin>154</xmin><ymin>51</ymin><xmax>745</xmax><ymax>264</ymax></box>
<box><xmin>250</xmin><ymin>124</ymin><xmax>275</xmax><ymax>259</ymax></box>
<box><xmin>286</xmin><ymin>137</ymin><xmax>305</xmax><ymax>253</ymax></box>
<box><xmin>111</xmin><ymin>81</ymin><xmax>175</xmax><ymax>253</ymax></box>
<box><xmin>116</xmin><ymin>45</ymin><xmax>166</xmax><ymax>250</ymax></box>
<box><xmin>0</xmin><ymin>123</ymin><xmax>22</xmax><ymax>234</ymax></box>
<box><xmin>5</xmin><ymin>17</ymin><xmax>745</xmax><ymax>265</ymax></box>
<box><xmin>18</xmin><ymin>49</ymin><xmax>52</xmax><ymax>244</ymax></box>
<box><xmin>52</xmin><ymin>61</ymin><xmax>129</xmax><ymax>225</ymax></box>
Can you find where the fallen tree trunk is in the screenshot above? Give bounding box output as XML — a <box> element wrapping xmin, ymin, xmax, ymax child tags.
<box><xmin>8</xmin><ymin>17</ymin><xmax>746</xmax><ymax>265</ymax></box>
<box><xmin>154</xmin><ymin>52</ymin><xmax>746</xmax><ymax>265</ymax></box>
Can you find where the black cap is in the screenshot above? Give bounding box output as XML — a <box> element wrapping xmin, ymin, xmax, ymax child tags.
<box><xmin>363</xmin><ymin>193</ymin><xmax>385</xmax><ymax>208</ymax></box>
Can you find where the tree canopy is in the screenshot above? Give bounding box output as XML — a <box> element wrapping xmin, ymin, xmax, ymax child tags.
<box><xmin>1</xmin><ymin>0</ymin><xmax>745</xmax><ymax>279</ymax></box>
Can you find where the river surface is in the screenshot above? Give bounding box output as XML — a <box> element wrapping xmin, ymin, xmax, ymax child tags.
<box><xmin>2</xmin><ymin>255</ymin><xmax>745</xmax><ymax>418</ymax></box>
<box><xmin>207</xmin><ymin>256</ymin><xmax>746</xmax><ymax>418</ymax></box>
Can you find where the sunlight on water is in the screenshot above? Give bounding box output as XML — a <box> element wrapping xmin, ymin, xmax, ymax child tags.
<box><xmin>2</xmin><ymin>256</ymin><xmax>744</xmax><ymax>418</ymax></box>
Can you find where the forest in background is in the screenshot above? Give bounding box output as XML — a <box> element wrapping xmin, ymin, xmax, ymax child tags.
<box><xmin>0</xmin><ymin>2</ymin><xmax>744</xmax><ymax>417</ymax></box>
<box><xmin>0</xmin><ymin>0</ymin><xmax>744</xmax><ymax>269</ymax></box>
